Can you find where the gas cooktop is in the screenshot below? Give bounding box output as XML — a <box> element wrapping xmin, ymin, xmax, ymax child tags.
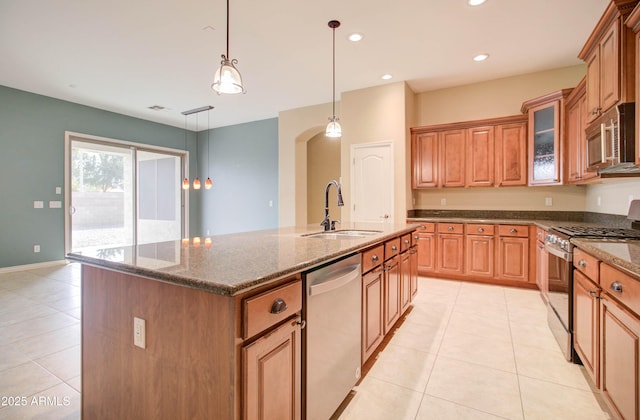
<box><xmin>551</xmin><ymin>225</ymin><xmax>640</xmax><ymax>239</ymax></box>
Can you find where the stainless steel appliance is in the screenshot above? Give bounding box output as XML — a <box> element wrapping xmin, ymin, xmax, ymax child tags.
<box><xmin>585</xmin><ymin>102</ymin><xmax>636</xmax><ymax>174</ymax></box>
<box><xmin>545</xmin><ymin>224</ymin><xmax>640</xmax><ymax>361</ymax></box>
<box><xmin>303</xmin><ymin>253</ymin><xmax>362</xmax><ymax>420</ymax></box>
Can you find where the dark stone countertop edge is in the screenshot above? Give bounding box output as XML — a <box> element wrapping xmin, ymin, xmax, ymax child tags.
<box><xmin>67</xmin><ymin>225</ymin><xmax>418</xmax><ymax>297</ymax></box>
<box><xmin>571</xmin><ymin>238</ymin><xmax>640</xmax><ymax>279</ymax></box>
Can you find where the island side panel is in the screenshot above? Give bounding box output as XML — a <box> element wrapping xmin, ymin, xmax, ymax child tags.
<box><xmin>81</xmin><ymin>265</ymin><xmax>237</xmax><ymax>419</ymax></box>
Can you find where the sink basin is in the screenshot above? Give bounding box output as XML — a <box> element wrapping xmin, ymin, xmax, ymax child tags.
<box><xmin>302</xmin><ymin>229</ymin><xmax>382</xmax><ymax>239</ymax></box>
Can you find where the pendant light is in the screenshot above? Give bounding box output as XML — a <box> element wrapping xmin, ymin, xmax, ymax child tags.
<box><xmin>205</xmin><ymin>108</ymin><xmax>213</xmax><ymax>189</ymax></box>
<box><xmin>326</xmin><ymin>20</ymin><xmax>342</xmax><ymax>138</ymax></box>
<box><xmin>182</xmin><ymin>113</ymin><xmax>190</xmax><ymax>190</ymax></box>
<box><xmin>192</xmin><ymin>112</ymin><xmax>201</xmax><ymax>190</ymax></box>
<box><xmin>211</xmin><ymin>0</ymin><xmax>245</xmax><ymax>94</ymax></box>
<box><xmin>181</xmin><ymin>105</ymin><xmax>214</xmax><ymax>191</ymax></box>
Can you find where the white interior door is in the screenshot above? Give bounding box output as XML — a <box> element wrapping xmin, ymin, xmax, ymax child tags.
<box><xmin>351</xmin><ymin>142</ymin><xmax>393</xmax><ymax>223</ymax></box>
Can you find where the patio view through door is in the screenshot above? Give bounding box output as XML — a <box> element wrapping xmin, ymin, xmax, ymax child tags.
<box><xmin>65</xmin><ymin>134</ymin><xmax>185</xmax><ymax>254</ymax></box>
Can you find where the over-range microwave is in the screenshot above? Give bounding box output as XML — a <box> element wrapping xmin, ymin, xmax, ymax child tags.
<box><xmin>585</xmin><ymin>102</ymin><xmax>635</xmax><ymax>173</ymax></box>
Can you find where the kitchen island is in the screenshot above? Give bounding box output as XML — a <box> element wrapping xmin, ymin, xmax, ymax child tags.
<box><xmin>67</xmin><ymin>223</ymin><xmax>417</xmax><ymax>420</ymax></box>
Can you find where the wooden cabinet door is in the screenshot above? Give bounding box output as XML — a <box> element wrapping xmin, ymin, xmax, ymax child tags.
<box><xmin>466</xmin><ymin>126</ymin><xmax>494</xmax><ymax>187</ymax></box>
<box><xmin>498</xmin><ymin>236</ymin><xmax>529</xmax><ymax>282</ymax></box>
<box><xmin>413</xmin><ymin>132</ymin><xmax>439</xmax><ymax>188</ymax></box>
<box><xmin>409</xmin><ymin>245</ymin><xmax>418</xmax><ymax>299</ymax></box>
<box><xmin>416</xmin><ymin>232</ymin><xmax>436</xmax><ymax>274</ymax></box>
<box><xmin>437</xmin><ymin>234</ymin><xmax>464</xmax><ymax>275</ymax></box>
<box><xmin>600</xmin><ymin>295</ymin><xmax>640</xmax><ymax>420</ymax></box>
<box><xmin>243</xmin><ymin>316</ymin><xmax>301</xmax><ymax>420</ymax></box>
<box><xmin>383</xmin><ymin>256</ymin><xmax>401</xmax><ymax>334</ymax></box>
<box><xmin>495</xmin><ymin>122</ymin><xmax>527</xmax><ymax>186</ymax></box>
<box><xmin>573</xmin><ymin>270</ymin><xmax>600</xmax><ymax>387</ymax></box>
<box><xmin>465</xmin><ymin>234</ymin><xmax>494</xmax><ymax>278</ymax></box>
<box><xmin>586</xmin><ymin>48</ymin><xmax>601</xmax><ymax>123</ymax></box>
<box><xmin>600</xmin><ymin>21</ymin><xmax>620</xmax><ymax>113</ymax></box>
<box><xmin>566</xmin><ymin>88</ymin><xmax>584</xmax><ymax>183</ymax></box>
<box><xmin>362</xmin><ymin>266</ymin><xmax>384</xmax><ymax>363</ymax></box>
<box><xmin>440</xmin><ymin>130</ymin><xmax>466</xmax><ymax>187</ymax></box>
<box><xmin>400</xmin><ymin>252</ymin><xmax>411</xmax><ymax>315</ymax></box>
<box><xmin>535</xmin><ymin>240</ymin><xmax>549</xmax><ymax>302</ymax></box>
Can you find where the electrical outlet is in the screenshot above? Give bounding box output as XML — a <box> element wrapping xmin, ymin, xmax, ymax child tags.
<box><xmin>33</xmin><ymin>245</ymin><xmax>40</xmax><ymax>253</ymax></box>
<box><xmin>545</xmin><ymin>197</ymin><xmax>553</xmax><ymax>206</ymax></box>
<box><xmin>134</xmin><ymin>317</ymin><xmax>146</xmax><ymax>349</ymax></box>
<box><xmin>597</xmin><ymin>196</ymin><xmax>602</xmax><ymax>207</ymax></box>
<box><xmin>440</xmin><ymin>198</ymin><xmax>447</xmax><ymax>206</ymax></box>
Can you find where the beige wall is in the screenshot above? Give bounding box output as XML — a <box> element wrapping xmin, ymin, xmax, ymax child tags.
<box><xmin>341</xmin><ymin>82</ymin><xmax>411</xmax><ymax>223</ymax></box>
<box><xmin>307</xmin><ymin>132</ymin><xmax>341</xmax><ymax>224</ymax></box>
<box><xmin>585</xmin><ymin>179</ymin><xmax>640</xmax><ymax>215</ymax></box>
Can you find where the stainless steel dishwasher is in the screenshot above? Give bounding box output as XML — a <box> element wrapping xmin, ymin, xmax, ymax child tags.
<box><xmin>303</xmin><ymin>253</ymin><xmax>362</xmax><ymax>420</ymax></box>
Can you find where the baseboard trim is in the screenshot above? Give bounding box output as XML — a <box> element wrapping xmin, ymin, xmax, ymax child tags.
<box><xmin>0</xmin><ymin>260</ymin><xmax>69</xmax><ymax>274</ymax></box>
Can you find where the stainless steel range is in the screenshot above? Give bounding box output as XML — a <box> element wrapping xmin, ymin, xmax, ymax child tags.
<box><xmin>545</xmin><ymin>224</ymin><xmax>640</xmax><ymax>362</ymax></box>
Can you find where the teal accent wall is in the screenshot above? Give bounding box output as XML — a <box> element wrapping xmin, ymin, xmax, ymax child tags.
<box><xmin>200</xmin><ymin>118</ymin><xmax>278</xmax><ymax>235</ymax></box>
<box><xmin>0</xmin><ymin>85</ymin><xmax>276</xmax><ymax>268</ymax></box>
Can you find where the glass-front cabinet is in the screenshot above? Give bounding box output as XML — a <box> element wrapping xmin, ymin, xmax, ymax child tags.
<box><xmin>521</xmin><ymin>89</ymin><xmax>573</xmax><ymax>186</ymax></box>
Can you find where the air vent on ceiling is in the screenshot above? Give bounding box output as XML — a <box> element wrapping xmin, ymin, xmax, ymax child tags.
<box><xmin>148</xmin><ymin>105</ymin><xmax>165</xmax><ymax>111</ymax></box>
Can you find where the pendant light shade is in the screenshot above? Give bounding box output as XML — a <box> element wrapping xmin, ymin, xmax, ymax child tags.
<box><xmin>212</xmin><ymin>0</ymin><xmax>245</xmax><ymax>94</ymax></box>
<box><xmin>326</xmin><ymin>20</ymin><xmax>342</xmax><ymax>138</ymax></box>
<box><xmin>182</xmin><ymin>177</ymin><xmax>190</xmax><ymax>190</ymax></box>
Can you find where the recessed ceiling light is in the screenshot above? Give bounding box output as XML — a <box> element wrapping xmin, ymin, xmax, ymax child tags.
<box><xmin>348</xmin><ymin>33</ymin><xmax>363</xmax><ymax>42</ymax></box>
<box><xmin>473</xmin><ymin>53</ymin><xmax>489</xmax><ymax>62</ymax></box>
<box><xmin>468</xmin><ymin>0</ymin><xmax>487</xmax><ymax>6</ymax></box>
<box><xmin>381</xmin><ymin>74</ymin><xmax>393</xmax><ymax>80</ymax></box>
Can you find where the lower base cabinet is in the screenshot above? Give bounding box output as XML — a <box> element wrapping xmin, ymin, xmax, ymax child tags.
<box><xmin>400</xmin><ymin>251</ymin><xmax>412</xmax><ymax>314</ymax></box>
<box><xmin>362</xmin><ymin>266</ymin><xmax>384</xmax><ymax>363</ymax></box>
<box><xmin>601</xmin><ymin>295</ymin><xmax>640</xmax><ymax>420</ymax></box>
<box><xmin>243</xmin><ymin>316</ymin><xmax>302</xmax><ymax>420</ymax></box>
<box><xmin>383</xmin><ymin>255</ymin><xmax>401</xmax><ymax>334</ymax></box>
<box><xmin>497</xmin><ymin>236</ymin><xmax>529</xmax><ymax>282</ymax></box>
<box><xmin>573</xmin><ymin>270</ymin><xmax>600</xmax><ymax>387</ymax></box>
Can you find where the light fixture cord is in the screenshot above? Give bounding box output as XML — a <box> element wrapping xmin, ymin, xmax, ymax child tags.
<box><xmin>207</xmin><ymin>110</ymin><xmax>210</xmax><ymax>178</ymax></box>
<box><xmin>332</xmin><ymin>25</ymin><xmax>336</xmax><ymax>118</ymax></box>
<box><xmin>195</xmin><ymin>113</ymin><xmax>199</xmax><ymax>176</ymax></box>
<box><xmin>226</xmin><ymin>0</ymin><xmax>230</xmax><ymax>58</ymax></box>
<box><xmin>184</xmin><ymin>114</ymin><xmax>188</xmax><ymax>179</ymax></box>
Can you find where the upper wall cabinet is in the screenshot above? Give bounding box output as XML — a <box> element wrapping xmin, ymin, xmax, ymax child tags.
<box><xmin>578</xmin><ymin>0</ymin><xmax>637</xmax><ymax>123</ymax></box>
<box><xmin>521</xmin><ymin>89</ymin><xmax>573</xmax><ymax>186</ymax></box>
<box><xmin>411</xmin><ymin>115</ymin><xmax>527</xmax><ymax>189</ymax></box>
<box><xmin>565</xmin><ymin>78</ymin><xmax>599</xmax><ymax>184</ymax></box>
<box><xmin>626</xmin><ymin>3</ymin><xmax>640</xmax><ymax>166</ymax></box>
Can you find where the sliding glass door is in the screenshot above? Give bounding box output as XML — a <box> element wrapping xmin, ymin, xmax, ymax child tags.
<box><xmin>66</xmin><ymin>134</ymin><xmax>186</xmax><ymax>253</ymax></box>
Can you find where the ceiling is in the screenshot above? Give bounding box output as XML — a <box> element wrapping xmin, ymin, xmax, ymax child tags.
<box><xmin>0</xmin><ymin>0</ymin><xmax>609</xmax><ymax>130</ymax></box>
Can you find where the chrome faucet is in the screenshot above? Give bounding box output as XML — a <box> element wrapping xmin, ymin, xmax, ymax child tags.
<box><xmin>320</xmin><ymin>180</ymin><xmax>344</xmax><ymax>231</ymax></box>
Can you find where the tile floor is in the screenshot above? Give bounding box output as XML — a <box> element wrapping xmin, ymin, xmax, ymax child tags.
<box><xmin>0</xmin><ymin>264</ymin><xmax>611</xmax><ymax>419</ymax></box>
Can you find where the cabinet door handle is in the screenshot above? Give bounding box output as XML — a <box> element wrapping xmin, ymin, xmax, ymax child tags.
<box><xmin>610</xmin><ymin>281</ymin><xmax>623</xmax><ymax>294</ymax></box>
<box><xmin>418</xmin><ymin>225</ymin><xmax>426</xmax><ymax>230</ymax></box>
<box><xmin>477</xmin><ymin>227</ymin><xmax>484</xmax><ymax>233</ymax></box>
<box><xmin>404</xmin><ymin>239</ymin><xmax>410</xmax><ymax>245</ymax></box>
<box><xmin>578</xmin><ymin>260</ymin><xmax>587</xmax><ymax>268</ymax></box>
<box><xmin>509</xmin><ymin>228</ymin><xmax>517</xmax><ymax>234</ymax></box>
<box><xmin>447</xmin><ymin>226</ymin><xmax>454</xmax><ymax>231</ymax></box>
<box><xmin>414</xmin><ymin>235</ymin><xmax>419</xmax><ymax>241</ymax></box>
<box><xmin>270</xmin><ymin>298</ymin><xmax>288</xmax><ymax>314</ymax></box>
<box><xmin>588</xmin><ymin>290</ymin><xmax>600</xmax><ymax>299</ymax></box>
<box><xmin>391</xmin><ymin>245</ymin><xmax>398</xmax><ymax>251</ymax></box>
<box><xmin>372</xmin><ymin>254</ymin><xmax>379</xmax><ymax>263</ymax></box>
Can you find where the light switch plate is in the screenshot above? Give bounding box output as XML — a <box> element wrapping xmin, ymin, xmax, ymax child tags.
<box><xmin>134</xmin><ymin>317</ymin><xmax>146</xmax><ymax>349</ymax></box>
<box><xmin>49</xmin><ymin>201</ymin><xmax>62</xmax><ymax>208</ymax></box>
<box><xmin>33</xmin><ymin>201</ymin><xmax>44</xmax><ymax>209</ymax></box>
<box><xmin>55</xmin><ymin>187</ymin><xmax>62</xmax><ymax>195</ymax></box>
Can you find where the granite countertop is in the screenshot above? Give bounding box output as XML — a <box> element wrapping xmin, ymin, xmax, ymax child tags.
<box><xmin>66</xmin><ymin>223</ymin><xmax>417</xmax><ymax>296</ymax></box>
<box><xmin>572</xmin><ymin>238</ymin><xmax>640</xmax><ymax>278</ymax></box>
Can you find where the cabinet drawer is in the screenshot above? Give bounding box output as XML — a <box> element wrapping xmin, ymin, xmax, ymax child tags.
<box><xmin>362</xmin><ymin>245</ymin><xmax>384</xmax><ymax>273</ymax></box>
<box><xmin>574</xmin><ymin>248</ymin><xmax>599</xmax><ymax>283</ymax></box>
<box><xmin>438</xmin><ymin>223</ymin><xmax>463</xmax><ymax>235</ymax></box>
<box><xmin>415</xmin><ymin>223</ymin><xmax>435</xmax><ymax>233</ymax></box>
<box><xmin>385</xmin><ymin>238</ymin><xmax>401</xmax><ymax>260</ymax></box>
<box><xmin>498</xmin><ymin>224</ymin><xmax>528</xmax><ymax>237</ymax></box>
<box><xmin>465</xmin><ymin>224</ymin><xmax>495</xmax><ymax>235</ymax></box>
<box><xmin>601</xmin><ymin>263</ymin><xmax>640</xmax><ymax>316</ymax></box>
<box><xmin>243</xmin><ymin>280</ymin><xmax>302</xmax><ymax>340</ymax></box>
<box><xmin>400</xmin><ymin>234</ymin><xmax>412</xmax><ymax>252</ymax></box>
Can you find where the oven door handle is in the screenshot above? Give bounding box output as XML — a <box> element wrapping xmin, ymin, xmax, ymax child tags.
<box><xmin>545</xmin><ymin>243</ymin><xmax>572</xmax><ymax>261</ymax></box>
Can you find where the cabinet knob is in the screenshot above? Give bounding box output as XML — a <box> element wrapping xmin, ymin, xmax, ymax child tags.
<box><xmin>372</xmin><ymin>254</ymin><xmax>379</xmax><ymax>263</ymax></box>
<box><xmin>270</xmin><ymin>298</ymin><xmax>288</xmax><ymax>314</ymax></box>
<box><xmin>391</xmin><ymin>245</ymin><xmax>398</xmax><ymax>251</ymax></box>
<box><xmin>578</xmin><ymin>260</ymin><xmax>587</xmax><ymax>268</ymax></box>
<box><xmin>418</xmin><ymin>225</ymin><xmax>426</xmax><ymax>230</ymax></box>
<box><xmin>588</xmin><ymin>290</ymin><xmax>599</xmax><ymax>299</ymax></box>
<box><xmin>414</xmin><ymin>235</ymin><xmax>419</xmax><ymax>241</ymax></box>
<box><xmin>447</xmin><ymin>226</ymin><xmax>454</xmax><ymax>231</ymax></box>
<box><xmin>404</xmin><ymin>239</ymin><xmax>410</xmax><ymax>245</ymax></box>
<box><xmin>610</xmin><ymin>281</ymin><xmax>623</xmax><ymax>294</ymax></box>
<box><xmin>477</xmin><ymin>227</ymin><xmax>484</xmax><ymax>233</ymax></box>
<box><xmin>509</xmin><ymin>228</ymin><xmax>517</xmax><ymax>234</ymax></box>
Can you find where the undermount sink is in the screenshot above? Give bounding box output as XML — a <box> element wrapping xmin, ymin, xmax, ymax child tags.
<box><xmin>302</xmin><ymin>229</ymin><xmax>383</xmax><ymax>239</ymax></box>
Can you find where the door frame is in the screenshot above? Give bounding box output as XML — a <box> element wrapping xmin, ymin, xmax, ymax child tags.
<box><xmin>63</xmin><ymin>131</ymin><xmax>189</xmax><ymax>255</ymax></box>
<box><xmin>350</xmin><ymin>141</ymin><xmax>394</xmax><ymax>223</ymax></box>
